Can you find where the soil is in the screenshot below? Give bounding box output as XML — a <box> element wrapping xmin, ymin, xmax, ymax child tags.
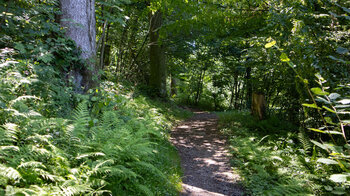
<box><xmin>170</xmin><ymin>111</ymin><xmax>244</xmax><ymax>196</ymax></box>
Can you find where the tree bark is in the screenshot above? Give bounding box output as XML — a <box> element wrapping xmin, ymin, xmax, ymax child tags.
<box><xmin>60</xmin><ymin>0</ymin><xmax>97</xmax><ymax>92</ymax></box>
<box><xmin>170</xmin><ymin>75</ymin><xmax>177</xmax><ymax>97</ymax></box>
<box><xmin>149</xmin><ymin>11</ymin><xmax>167</xmax><ymax>97</ymax></box>
<box><xmin>251</xmin><ymin>92</ymin><xmax>266</xmax><ymax>120</ymax></box>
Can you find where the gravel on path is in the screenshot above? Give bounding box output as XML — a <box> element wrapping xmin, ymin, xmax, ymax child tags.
<box><xmin>171</xmin><ymin>111</ymin><xmax>244</xmax><ymax>196</ymax></box>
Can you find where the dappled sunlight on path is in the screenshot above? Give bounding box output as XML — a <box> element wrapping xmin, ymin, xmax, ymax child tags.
<box><xmin>171</xmin><ymin>112</ymin><xmax>244</xmax><ymax>196</ymax></box>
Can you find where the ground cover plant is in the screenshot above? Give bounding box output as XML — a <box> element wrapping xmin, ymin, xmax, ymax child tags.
<box><xmin>0</xmin><ymin>65</ymin><xmax>191</xmax><ymax>195</ymax></box>
<box><xmin>218</xmin><ymin>109</ymin><xmax>349</xmax><ymax>195</ymax></box>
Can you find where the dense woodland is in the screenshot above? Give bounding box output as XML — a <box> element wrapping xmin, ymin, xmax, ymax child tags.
<box><xmin>0</xmin><ymin>0</ymin><xmax>349</xmax><ymax>195</ymax></box>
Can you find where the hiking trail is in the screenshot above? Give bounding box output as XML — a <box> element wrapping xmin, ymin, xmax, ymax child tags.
<box><xmin>171</xmin><ymin>110</ymin><xmax>244</xmax><ymax>196</ymax></box>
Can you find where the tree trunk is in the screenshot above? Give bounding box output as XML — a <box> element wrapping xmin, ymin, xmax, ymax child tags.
<box><xmin>60</xmin><ymin>0</ymin><xmax>97</xmax><ymax>92</ymax></box>
<box><xmin>149</xmin><ymin>11</ymin><xmax>166</xmax><ymax>97</ymax></box>
<box><xmin>170</xmin><ymin>75</ymin><xmax>177</xmax><ymax>97</ymax></box>
<box><xmin>251</xmin><ymin>93</ymin><xmax>266</xmax><ymax>120</ymax></box>
<box><xmin>245</xmin><ymin>67</ymin><xmax>252</xmax><ymax>109</ymax></box>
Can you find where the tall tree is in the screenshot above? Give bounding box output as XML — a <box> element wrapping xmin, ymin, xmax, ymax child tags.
<box><xmin>149</xmin><ymin>10</ymin><xmax>166</xmax><ymax>97</ymax></box>
<box><xmin>60</xmin><ymin>0</ymin><xmax>97</xmax><ymax>91</ymax></box>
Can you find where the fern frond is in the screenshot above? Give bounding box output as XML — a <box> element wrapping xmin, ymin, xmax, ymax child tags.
<box><xmin>72</xmin><ymin>102</ymin><xmax>91</xmax><ymax>139</ymax></box>
<box><xmin>95</xmin><ymin>159</ymin><xmax>114</xmax><ymax>169</ymax></box>
<box><xmin>98</xmin><ymin>165</ymin><xmax>138</xmax><ymax>180</ymax></box>
<box><xmin>9</xmin><ymin>95</ymin><xmax>40</xmax><ymax>107</ymax></box>
<box><xmin>30</xmin><ymin>145</ymin><xmax>52</xmax><ymax>157</ymax></box>
<box><xmin>1</xmin><ymin>123</ymin><xmax>20</xmax><ymax>144</ymax></box>
<box><xmin>4</xmin><ymin>108</ymin><xmax>28</xmax><ymax>118</ymax></box>
<box><xmin>0</xmin><ymin>164</ymin><xmax>22</xmax><ymax>181</ymax></box>
<box><xmin>59</xmin><ymin>180</ymin><xmax>92</xmax><ymax>196</ymax></box>
<box><xmin>129</xmin><ymin>161</ymin><xmax>167</xmax><ymax>181</ymax></box>
<box><xmin>0</xmin><ymin>145</ymin><xmax>20</xmax><ymax>152</ymax></box>
<box><xmin>76</xmin><ymin>152</ymin><xmax>105</xmax><ymax>160</ymax></box>
<box><xmin>34</xmin><ymin>168</ymin><xmax>64</xmax><ymax>182</ymax></box>
<box><xmin>134</xmin><ymin>184</ymin><xmax>154</xmax><ymax>196</ymax></box>
<box><xmin>298</xmin><ymin>130</ymin><xmax>312</xmax><ymax>154</ymax></box>
<box><xmin>18</xmin><ymin>161</ymin><xmax>46</xmax><ymax>169</ymax></box>
<box><xmin>4</xmin><ymin>185</ymin><xmax>37</xmax><ymax>196</ymax></box>
<box><xmin>26</xmin><ymin>134</ymin><xmax>52</xmax><ymax>145</ymax></box>
<box><xmin>72</xmin><ymin>102</ymin><xmax>90</xmax><ymax>126</ymax></box>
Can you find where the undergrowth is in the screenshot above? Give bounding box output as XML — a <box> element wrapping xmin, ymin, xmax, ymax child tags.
<box><xmin>0</xmin><ymin>52</ymin><xmax>191</xmax><ymax>195</ymax></box>
<box><xmin>217</xmin><ymin>111</ymin><xmax>348</xmax><ymax>195</ymax></box>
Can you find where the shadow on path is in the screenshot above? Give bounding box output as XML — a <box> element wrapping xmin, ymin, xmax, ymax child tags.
<box><xmin>171</xmin><ymin>111</ymin><xmax>244</xmax><ymax>196</ymax></box>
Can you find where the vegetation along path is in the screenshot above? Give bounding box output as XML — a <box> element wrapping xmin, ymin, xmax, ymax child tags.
<box><xmin>171</xmin><ymin>111</ymin><xmax>244</xmax><ymax>196</ymax></box>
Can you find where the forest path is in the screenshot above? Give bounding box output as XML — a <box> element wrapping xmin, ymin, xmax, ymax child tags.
<box><xmin>170</xmin><ymin>110</ymin><xmax>244</xmax><ymax>196</ymax></box>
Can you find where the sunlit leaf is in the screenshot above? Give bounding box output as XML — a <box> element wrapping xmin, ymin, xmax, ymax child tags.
<box><xmin>338</xmin><ymin>99</ymin><xmax>350</xmax><ymax>105</ymax></box>
<box><xmin>329</xmin><ymin>174</ymin><xmax>349</xmax><ymax>183</ymax></box>
<box><xmin>311</xmin><ymin>140</ymin><xmax>328</xmax><ymax>150</ymax></box>
<box><xmin>329</xmin><ymin>93</ymin><xmax>341</xmax><ymax>100</ymax></box>
<box><xmin>302</xmin><ymin>103</ymin><xmax>320</xmax><ymax>109</ymax></box>
<box><xmin>280</xmin><ymin>53</ymin><xmax>290</xmax><ymax>62</ymax></box>
<box><xmin>311</xmin><ymin>87</ymin><xmax>329</xmax><ymax>96</ymax></box>
<box><xmin>265</xmin><ymin>41</ymin><xmax>276</xmax><ymax>48</ymax></box>
<box><xmin>308</xmin><ymin>128</ymin><xmax>325</xmax><ymax>133</ymax></box>
<box><xmin>317</xmin><ymin>158</ymin><xmax>338</xmax><ymax>165</ymax></box>
<box><xmin>322</xmin><ymin>106</ymin><xmax>336</xmax><ymax>113</ymax></box>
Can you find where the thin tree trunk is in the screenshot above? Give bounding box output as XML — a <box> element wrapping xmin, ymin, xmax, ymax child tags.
<box><xmin>170</xmin><ymin>75</ymin><xmax>177</xmax><ymax>96</ymax></box>
<box><xmin>245</xmin><ymin>67</ymin><xmax>252</xmax><ymax>109</ymax></box>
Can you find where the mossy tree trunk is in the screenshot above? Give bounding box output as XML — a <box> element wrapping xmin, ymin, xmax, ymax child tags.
<box><xmin>60</xmin><ymin>0</ymin><xmax>97</xmax><ymax>92</ymax></box>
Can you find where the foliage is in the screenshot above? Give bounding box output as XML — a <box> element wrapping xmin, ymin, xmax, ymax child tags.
<box><xmin>0</xmin><ymin>79</ymin><xmax>188</xmax><ymax>195</ymax></box>
<box><xmin>0</xmin><ymin>1</ymin><xmax>191</xmax><ymax>195</ymax></box>
<box><xmin>218</xmin><ymin>111</ymin><xmax>316</xmax><ymax>195</ymax></box>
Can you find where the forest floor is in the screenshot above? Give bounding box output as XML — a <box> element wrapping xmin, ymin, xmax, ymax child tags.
<box><xmin>170</xmin><ymin>110</ymin><xmax>244</xmax><ymax>196</ymax></box>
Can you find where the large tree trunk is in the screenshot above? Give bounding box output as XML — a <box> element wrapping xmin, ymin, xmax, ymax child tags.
<box><xmin>149</xmin><ymin>11</ymin><xmax>167</xmax><ymax>97</ymax></box>
<box><xmin>60</xmin><ymin>0</ymin><xmax>97</xmax><ymax>92</ymax></box>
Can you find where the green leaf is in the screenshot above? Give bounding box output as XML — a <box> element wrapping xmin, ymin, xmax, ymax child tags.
<box><xmin>338</xmin><ymin>99</ymin><xmax>350</xmax><ymax>105</ymax></box>
<box><xmin>316</xmin><ymin>97</ymin><xmax>331</xmax><ymax>104</ymax></box>
<box><xmin>280</xmin><ymin>53</ymin><xmax>290</xmax><ymax>62</ymax></box>
<box><xmin>342</xmin><ymin>120</ymin><xmax>350</xmax><ymax>125</ymax></box>
<box><xmin>336</xmin><ymin>47</ymin><xmax>349</xmax><ymax>55</ymax></box>
<box><xmin>323</xmin><ymin>106</ymin><xmax>336</xmax><ymax>113</ymax></box>
<box><xmin>311</xmin><ymin>87</ymin><xmax>329</xmax><ymax>95</ymax></box>
<box><xmin>329</xmin><ymin>56</ymin><xmax>347</xmax><ymax>64</ymax></box>
<box><xmin>265</xmin><ymin>41</ymin><xmax>276</xmax><ymax>48</ymax></box>
<box><xmin>302</xmin><ymin>103</ymin><xmax>320</xmax><ymax>109</ymax></box>
<box><xmin>308</xmin><ymin>128</ymin><xmax>325</xmax><ymax>133</ymax></box>
<box><xmin>311</xmin><ymin>140</ymin><xmax>328</xmax><ymax>150</ymax></box>
<box><xmin>316</xmin><ymin>158</ymin><xmax>338</xmax><ymax>165</ymax></box>
<box><xmin>329</xmin><ymin>174</ymin><xmax>349</xmax><ymax>183</ymax></box>
<box><xmin>329</xmin><ymin>93</ymin><xmax>341</xmax><ymax>100</ymax></box>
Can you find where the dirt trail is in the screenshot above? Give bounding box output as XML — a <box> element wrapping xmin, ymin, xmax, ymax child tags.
<box><xmin>171</xmin><ymin>111</ymin><xmax>244</xmax><ymax>196</ymax></box>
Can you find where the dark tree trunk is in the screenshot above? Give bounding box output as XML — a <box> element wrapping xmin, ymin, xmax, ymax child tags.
<box><xmin>60</xmin><ymin>0</ymin><xmax>97</xmax><ymax>92</ymax></box>
<box><xmin>149</xmin><ymin>11</ymin><xmax>166</xmax><ymax>97</ymax></box>
<box><xmin>245</xmin><ymin>67</ymin><xmax>252</xmax><ymax>109</ymax></box>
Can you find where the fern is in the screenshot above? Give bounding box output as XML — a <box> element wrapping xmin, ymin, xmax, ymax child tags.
<box><xmin>0</xmin><ymin>164</ymin><xmax>22</xmax><ymax>181</ymax></box>
<box><xmin>134</xmin><ymin>184</ymin><xmax>154</xmax><ymax>196</ymax></box>
<box><xmin>71</xmin><ymin>102</ymin><xmax>91</xmax><ymax>141</ymax></box>
<box><xmin>298</xmin><ymin>130</ymin><xmax>312</xmax><ymax>154</ymax></box>
<box><xmin>1</xmin><ymin>123</ymin><xmax>20</xmax><ymax>144</ymax></box>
